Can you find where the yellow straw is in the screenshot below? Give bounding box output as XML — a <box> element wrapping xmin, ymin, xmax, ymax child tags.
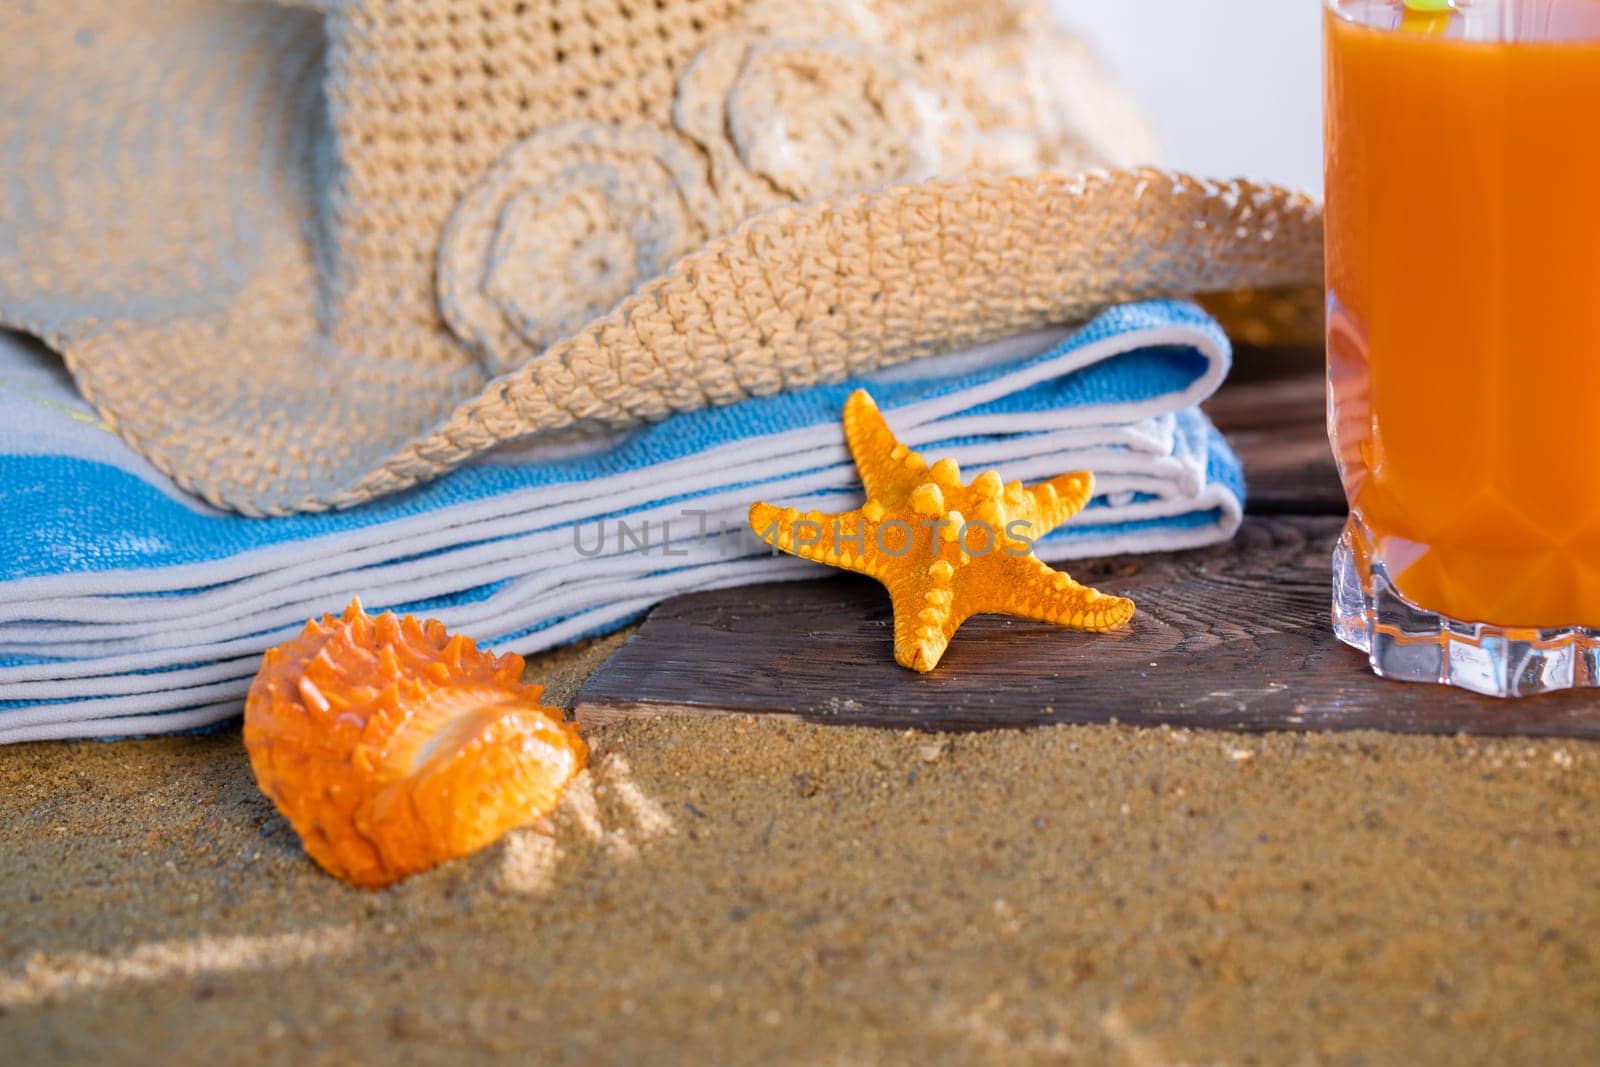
<box><xmin>1401</xmin><ymin>0</ymin><xmax>1455</xmax><ymax>34</ymax></box>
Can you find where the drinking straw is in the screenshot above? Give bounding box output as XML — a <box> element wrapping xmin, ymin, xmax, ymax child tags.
<box><xmin>1401</xmin><ymin>0</ymin><xmax>1455</xmax><ymax>33</ymax></box>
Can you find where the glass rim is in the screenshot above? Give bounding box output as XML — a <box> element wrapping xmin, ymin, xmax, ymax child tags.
<box><xmin>1324</xmin><ymin>0</ymin><xmax>1600</xmax><ymax>45</ymax></box>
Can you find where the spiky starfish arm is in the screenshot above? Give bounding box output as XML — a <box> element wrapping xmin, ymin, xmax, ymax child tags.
<box><xmin>1023</xmin><ymin>471</ymin><xmax>1097</xmax><ymax>535</ymax></box>
<box><xmin>888</xmin><ymin>559</ymin><xmax>973</xmax><ymax>672</ymax></box>
<box><xmin>750</xmin><ymin>388</ymin><xmax>1136</xmax><ymax>672</ymax></box>
<box><xmin>964</xmin><ymin>555</ymin><xmax>1136</xmax><ymax>633</ymax></box>
<box><xmin>843</xmin><ymin>390</ymin><xmax>931</xmax><ymax>503</ymax></box>
<box><xmin>748</xmin><ymin>503</ymin><xmax>879</xmax><ymax>578</ymax></box>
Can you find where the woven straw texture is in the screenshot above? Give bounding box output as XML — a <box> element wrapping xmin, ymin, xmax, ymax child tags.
<box><xmin>0</xmin><ymin>0</ymin><xmax>1322</xmax><ymax>515</ymax></box>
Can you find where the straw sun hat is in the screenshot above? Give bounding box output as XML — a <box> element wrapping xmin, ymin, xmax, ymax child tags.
<box><xmin>0</xmin><ymin>0</ymin><xmax>1322</xmax><ymax>516</ymax></box>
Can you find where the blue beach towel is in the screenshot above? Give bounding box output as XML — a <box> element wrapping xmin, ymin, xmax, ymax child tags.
<box><xmin>0</xmin><ymin>301</ymin><xmax>1244</xmax><ymax>742</ymax></box>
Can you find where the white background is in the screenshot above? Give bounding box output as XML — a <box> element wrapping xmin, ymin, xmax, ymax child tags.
<box><xmin>1052</xmin><ymin>1</ymin><xmax>1325</xmax><ymax>194</ymax></box>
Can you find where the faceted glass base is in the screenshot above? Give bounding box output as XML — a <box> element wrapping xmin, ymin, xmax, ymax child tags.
<box><xmin>1332</xmin><ymin>517</ymin><xmax>1600</xmax><ymax>698</ymax></box>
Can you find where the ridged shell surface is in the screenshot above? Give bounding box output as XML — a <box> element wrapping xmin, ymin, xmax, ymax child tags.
<box><xmin>244</xmin><ymin>601</ymin><xmax>587</xmax><ymax>889</ymax></box>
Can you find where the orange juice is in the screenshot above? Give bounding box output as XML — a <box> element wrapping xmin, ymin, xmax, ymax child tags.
<box><xmin>1326</xmin><ymin>0</ymin><xmax>1600</xmax><ymax>629</ymax></box>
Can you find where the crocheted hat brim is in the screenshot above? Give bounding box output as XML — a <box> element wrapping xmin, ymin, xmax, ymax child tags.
<box><xmin>1</xmin><ymin>3</ymin><xmax>1323</xmax><ymax>516</ymax></box>
<box><xmin>19</xmin><ymin>169</ymin><xmax>1324</xmax><ymax>515</ymax></box>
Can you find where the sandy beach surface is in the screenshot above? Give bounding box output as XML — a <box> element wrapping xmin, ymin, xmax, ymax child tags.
<box><xmin>3</xmin><ymin>635</ymin><xmax>1599</xmax><ymax>1065</ymax></box>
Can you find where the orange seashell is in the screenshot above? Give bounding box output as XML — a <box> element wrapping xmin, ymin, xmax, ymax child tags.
<box><xmin>243</xmin><ymin>600</ymin><xmax>587</xmax><ymax>889</ymax></box>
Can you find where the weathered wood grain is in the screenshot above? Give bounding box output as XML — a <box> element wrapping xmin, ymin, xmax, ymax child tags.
<box><xmin>575</xmin><ymin>517</ymin><xmax>1600</xmax><ymax>739</ymax></box>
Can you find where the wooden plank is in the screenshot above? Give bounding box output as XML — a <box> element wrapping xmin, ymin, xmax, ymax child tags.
<box><xmin>575</xmin><ymin>517</ymin><xmax>1600</xmax><ymax>739</ymax></box>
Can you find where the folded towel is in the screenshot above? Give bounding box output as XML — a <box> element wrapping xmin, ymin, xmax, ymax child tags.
<box><xmin>0</xmin><ymin>301</ymin><xmax>1243</xmax><ymax>743</ymax></box>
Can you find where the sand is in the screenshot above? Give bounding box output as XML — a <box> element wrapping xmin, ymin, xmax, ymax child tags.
<box><xmin>4</xmin><ymin>635</ymin><xmax>1600</xmax><ymax>1065</ymax></box>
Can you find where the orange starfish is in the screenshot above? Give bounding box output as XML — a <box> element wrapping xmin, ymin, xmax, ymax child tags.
<box><xmin>749</xmin><ymin>390</ymin><xmax>1135</xmax><ymax>672</ymax></box>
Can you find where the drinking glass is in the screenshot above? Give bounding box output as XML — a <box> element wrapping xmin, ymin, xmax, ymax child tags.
<box><xmin>1324</xmin><ymin>0</ymin><xmax>1600</xmax><ymax>695</ymax></box>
